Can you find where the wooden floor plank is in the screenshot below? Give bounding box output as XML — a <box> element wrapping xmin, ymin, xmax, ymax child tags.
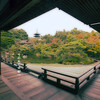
<box><xmin>0</xmin><ymin>80</ymin><xmax>3</xmax><ymax>84</ymax></box>
<box><xmin>24</xmin><ymin>84</ymin><xmax>50</xmax><ymax>98</ymax></box>
<box><xmin>30</xmin><ymin>86</ymin><xmax>59</xmax><ymax>100</ymax></box>
<box><xmin>0</xmin><ymin>77</ymin><xmax>21</xmax><ymax>100</ymax></box>
<box><xmin>2</xmin><ymin>76</ymin><xmax>30</xmax><ymax>100</ymax></box>
<box><xmin>13</xmin><ymin>78</ymin><xmax>37</xmax><ymax>88</ymax></box>
<box><xmin>79</xmin><ymin>94</ymin><xmax>100</xmax><ymax>100</ymax></box>
<box><xmin>10</xmin><ymin>76</ymin><xmax>34</xmax><ymax>85</ymax></box>
<box><xmin>85</xmin><ymin>88</ymin><xmax>100</xmax><ymax>99</ymax></box>
<box><xmin>1</xmin><ymin>69</ymin><xmax>15</xmax><ymax>73</ymax></box>
<box><xmin>18</xmin><ymin>80</ymin><xmax>44</xmax><ymax>92</ymax></box>
<box><xmin>7</xmin><ymin>74</ymin><xmax>27</xmax><ymax>80</ymax></box>
<box><xmin>84</xmin><ymin>92</ymin><xmax>100</xmax><ymax>100</ymax></box>
<box><xmin>0</xmin><ymin>85</ymin><xmax>10</xmax><ymax>94</ymax></box>
<box><xmin>0</xmin><ymin>90</ymin><xmax>21</xmax><ymax>100</ymax></box>
<box><xmin>48</xmin><ymin>91</ymin><xmax>71</xmax><ymax>100</ymax></box>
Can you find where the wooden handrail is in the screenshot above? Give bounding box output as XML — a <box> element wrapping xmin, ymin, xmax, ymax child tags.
<box><xmin>47</xmin><ymin>74</ymin><xmax>75</xmax><ymax>84</ymax></box>
<box><xmin>78</xmin><ymin>63</ymin><xmax>100</xmax><ymax>78</ymax></box>
<box><xmin>42</xmin><ymin>63</ymin><xmax>100</xmax><ymax>94</ymax></box>
<box><xmin>42</xmin><ymin>68</ymin><xmax>78</xmax><ymax>79</ymax></box>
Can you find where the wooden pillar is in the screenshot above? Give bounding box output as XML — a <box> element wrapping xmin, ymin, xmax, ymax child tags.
<box><xmin>0</xmin><ymin>31</ymin><xmax>1</xmax><ymax>75</ymax></box>
<box><xmin>12</xmin><ymin>60</ymin><xmax>14</xmax><ymax>65</ymax></box>
<box><xmin>99</xmin><ymin>66</ymin><xmax>100</xmax><ymax>70</ymax></box>
<box><xmin>0</xmin><ymin>59</ymin><xmax>1</xmax><ymax>75</ymax></box>
<box><xmin>23</xmin><ymin>63</ymin><xmax>27</xmax><ymax>70</ymax></box>
<box><xmin>75</xmin><ymin>78</ymin><xmax>79</xmax><ymax>94</ymax></box>
<box><xmin>57</xmin><ymin>78</ymin><xmax>60</xmax><ymax>85</ymax></box>
<box><xmin>44</xmin><ymin>70</ymin><xmax>47</xmax><ymax>79</ymax></box>
<box><xmin>94</xmin><ymin>66</ymin><xmax>96</xmax><ymax>74</ymax></box>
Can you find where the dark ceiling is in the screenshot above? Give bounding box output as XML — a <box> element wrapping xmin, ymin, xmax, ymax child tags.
<box><xmin>0</xmin><ymin>0</ymin><xmax>100</xmax><ymax>32</ymax></box>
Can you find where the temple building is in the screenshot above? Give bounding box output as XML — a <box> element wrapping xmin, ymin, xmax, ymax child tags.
<box><xmin>34</xmin><ymin>30</ymin><xmax>41</xmax><ymax>38</ymax></box>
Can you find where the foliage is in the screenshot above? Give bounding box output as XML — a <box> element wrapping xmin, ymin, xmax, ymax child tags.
<box><xmin>56</xmin><ymin>41</ymin><xmax>93</xmax><ymax>64</ymax></box>
<box><xmin>1</xmin><ymin>28</ymin><xmax>28</xmax><ymax>49</ymax></box>
<box><xmin>1</xmin><ymin>36</ymin><xmax>15</xmax><ymax>49</ymax></box>
<box><xmin>1</xmin><ymin>31</ymin><xmax>13</xmax><ymax>37</ymax></box>
<box><xmin>41</xmin><ymin>34</ymin><xmax>53</xmax><ymax>43</ymax></box>
<box><xmin>85</xmin><ymin>33</ymin><xmax>100</xmax><ymax>59</ymax></box>
<box><xmin>55</xmin><ymin>30</ymin><xmax>67</xmax><ymax>42</ymax></box>
<box><xmin>1</xmin><ymin>28</ymin><xmax>100</xmax><ymax>64</ymax></box>
<box><xmin>9</xmin><ymin>29</ymin><xmax>28</xmax><ymax>40</ymax></box>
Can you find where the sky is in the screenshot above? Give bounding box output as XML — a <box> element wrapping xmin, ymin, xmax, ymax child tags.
<box><xmin>16</xmin><ymin>8</ymin><xmax>94</xmax><ymax>37</ymax></box>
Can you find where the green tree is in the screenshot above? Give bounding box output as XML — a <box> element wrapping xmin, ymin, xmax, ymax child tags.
<box><xmin>41</xmin><ymin>34</ymin><xmax>53</xmax><ymax>43</ymax></box>
<box><xmin>1</xmin><ymin>31</ymin><xmax>13</xmax><ymax>37</ymax></box>
<box><xmin>56</xmin><ymin>41</ymin><xmax>93</xmax><ymax>64</ymax></box>
<box><xmin>1</xmin><ymin>36</ymin><xmax>15</xmax><ymax>49</ymax></box>
<box><xmin>9</xmin><ymin>29</ymin><xmax>28</xmax><ymax>40</ymax></box>
<box><xmin>55</xmin><ymin>30</ymin><xmax>67</xmax><ymax>42</ymax></box>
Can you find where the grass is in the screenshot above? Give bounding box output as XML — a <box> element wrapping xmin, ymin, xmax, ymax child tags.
<box><xmin>21</xmin><ymin>57</ymin><xmax>57</xmax><ymax>64</ymax></box>
<box><xmin>21</xmin><ymin>56</ymin><xmax>100</xmax><ymax>67</ymax></box>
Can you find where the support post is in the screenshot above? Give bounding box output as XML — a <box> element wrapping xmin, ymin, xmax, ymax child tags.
<box><xmin>12</xmin><ymin>60</ymin><xmax>14</xmax><ymax>65</ymax></box>
<box><xmin>0</xmin><ymin>57</ymin><xmax>1</xmax><ymax>75</ymax></box>
<box><xmin>0</xmin><ymin>30</ymin><xmax>1</xmax><ymax>75</ymax></box>
<box><xmin>44</xmin><ymin>70</ymin><xmax>47</xmax><ymax>79</ymax></box>
<box><xmin>57</xmin><ymin>78</ymin><xmax>60</xmax><ymax>85</ymax></box>
<box><xmin>87</xmin><ymin>76</ymin><xmax>90</xmax><ymax>80</ymax></box>
<box><xmin>8</xmin><ymin>61</ymin><xmax>10</xmax><ymax>64</ymax></box>
<box><xmin>75</xmin><ymin>78</ymin><xmax>79</xmax><ymax>94</ymax></box>
<box><xmin>23</xmin><ymin>63</ymin><xmax>27</xmax><ymax>70</ymax></box>
<box><xmin>0</xmin><ymin>61</ymin><xmax>1</xmax><ymax>75</ymax></box>
<box><xmin>94</xmin><ymin>67</ymin><xmax>96</xmax><ymax>74</ymax></box>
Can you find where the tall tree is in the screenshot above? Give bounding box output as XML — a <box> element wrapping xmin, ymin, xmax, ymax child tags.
<box><xmin>9</xmin><ymin>29</ymin><xmax>28</xmax><ymax>40</ymax></box>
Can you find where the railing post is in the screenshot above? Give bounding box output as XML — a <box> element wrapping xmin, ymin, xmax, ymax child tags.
<box><xmin>57</xmin><ymin>78</ymin><xmax>60</xmax><ymax>85</ymax></box>
<box><xmin>0</xmin><ymin>58</ymin><xmax>1</xmax><ymax>75</ymax></box>
<box><xmin>94</xmin><ymin>67</ymin><xmax>96</xmax><ymax>74</ymax></box>
<box><xmin>98</xmin><ymin>64</ymin><xmax>100</xmax><ymax>70</ymax></box>
<box><xmin>12</xmin><ymin>60</ymin><xmax>14</xmax><ymax>65</ymax></box>
<box><xmin>8</xmin><ymin>61</ymin><xmax>10</xmax><ymax>64</ymax></box>
<box><xmin>87</xmin><ymin>76</ymin><xmax>90</xmax><ymax>80</ymax></box>
<box><xmin>16</xmin><ymin>64</ymin><xmax>19</xmax><ymax>69</ymax></box>
<box><xmin>23</xmin><ymin>63</ymin><xmax>27</xmax><ymax>70</ymax></box>
<box><xmin>44</xmin><ymin>70</ymin><xmax>47</xmax><ymax>79</ymax></box>
<box><xmin>75</xmin><ymin>78</ymin><xmax>79</xmax><ymax>94</ymax></box>
<box><xmin>5</xmin><ymin>58</ymin><xmax>6</xmax><ymax>63</ymax></box>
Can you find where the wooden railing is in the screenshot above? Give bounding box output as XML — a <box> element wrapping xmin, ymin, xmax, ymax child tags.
<box><xmin>1</xmin><ymin>58</ymin><xmax>42</xmax><ymax>77</ymax></box>
<box><xmin>42</xmin><ymin>63</ymin><xmax>100</xmax><ymax>94</ymax></box>
<box><xmin>1</xmin><ymin>58</ymin><xmax>27</xmax><ymax>71</ymax></box>
<box><xmin>1</xmin><ymin>57</ymin><xmax>100</xmax><ymax>94</ymax></box>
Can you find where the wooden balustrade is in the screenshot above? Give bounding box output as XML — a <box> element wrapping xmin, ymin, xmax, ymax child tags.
<box><xmin>1</xmin><ymin>57</ymin><xmax>100</xmax><ymax>94</ymax></box>
<box><xmin>42</xmin><ymin>63</ymin><xmax>100</xmax><ymax>94</ymax></box>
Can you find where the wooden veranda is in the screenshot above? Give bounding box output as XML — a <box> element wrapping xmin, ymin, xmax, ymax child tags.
<box><xmin>0</xmin><ymin>63</ymin><xmax>100</xmax><ymax>100</ymax></box>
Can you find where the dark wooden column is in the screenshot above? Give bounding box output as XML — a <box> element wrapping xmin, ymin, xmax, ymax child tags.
<box><xmin>0</xmin><ymin>30</ymin><xmax>1</xmax><ymax>75</ymax></box>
